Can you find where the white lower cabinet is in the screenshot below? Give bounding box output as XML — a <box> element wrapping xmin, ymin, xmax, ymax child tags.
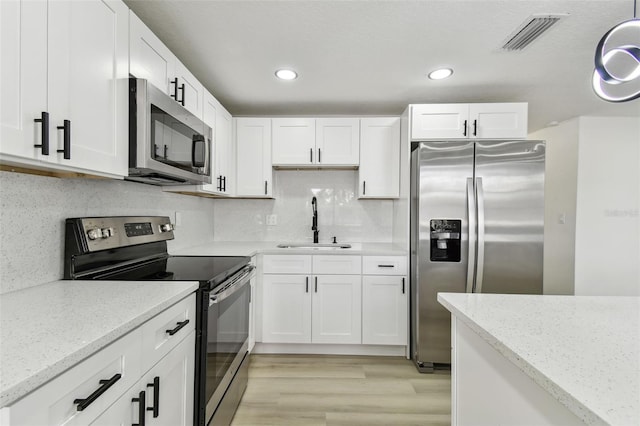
<box><xmin>362</xmin><ymin>276</ymin><xmax>407</xmax><ymax>345</ymax></box>
<box><xmin>1</xmin><ymin>294</ymin><xmax>196</xmax><ymax>426</ymax></box>
<box><xmin>92</xmin><ymin>331</ymin><xmax>195</xmax><ymax>426</ymax></box>
<box><xmin>262</xmin><ymin>274</ymin><xmax>312</xmax><ymax>343</ymax></box>
<box><xmin>312</xmin><ymin>275</ymin><xmax>361</xmax><ymax>344</ymax></box>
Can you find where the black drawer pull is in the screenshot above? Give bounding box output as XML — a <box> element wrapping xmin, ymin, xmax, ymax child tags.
<box><xmin>73</xmin><ymin>373</ymin><xmax>121</xmax><ymax>411</ymax></box>
<box><xmin>57</xmin><ymin>119</ymin><xmax>71</xmax><ymax>160</ymax></box>
<box><xmin>166</xmin><ymin>319</ymin><xmax>190</xmax><ymax>336</ymax></box>
<box><xmin>34</xmin><ymin>111</ymin><xmax>49</xmax><ymax>155</ymax></box>
<box><xmin>378</xmin><ymin>264</ymin><xmax>395</xmax><ymax>268</ymax></box>
<box><xmin>146</xmin><ymin>376</ymin><xmax>160</xmax><ymax>418</ymax></box>
<box><xmin>132</xmin><ymin>390</ymin><xmax>146</xmax><ymax>426</ymax></box>
<box><xmin>402</xmin><ymin>277</ymin><xmax>405</xmax><ymax>294</ymax></box>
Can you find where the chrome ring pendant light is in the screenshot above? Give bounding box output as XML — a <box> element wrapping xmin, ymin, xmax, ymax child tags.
<box><xmin>592</xmin><ymin>0</ymin><xmax>640</xmax><ymax>102</ymax></box>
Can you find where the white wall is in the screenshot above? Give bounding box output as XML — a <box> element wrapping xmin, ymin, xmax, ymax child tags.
<box><xmin>0</xmin><ymin>171</ymin><xmax>216</xmax><ymax>294</ymax></box>
<box><xmin>213</xmin><ymin>170</ymin><xmax>393</xmax><ymax>243</ymax></box>
<box><xmin>574</xmin><ymin>117</ymin><xmax>640</xmax><ymax>296</ymax></box>
<box><xmin>530</xmin><ymin>119</ymin><xmax>580</xmax><ymax>295</ymax></box>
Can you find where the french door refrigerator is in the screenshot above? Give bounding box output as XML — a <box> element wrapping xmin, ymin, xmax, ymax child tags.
<box><xmin>410</xmin><ymin>140</ymin><xmax>545</xmax><ymax>372</ymax></box>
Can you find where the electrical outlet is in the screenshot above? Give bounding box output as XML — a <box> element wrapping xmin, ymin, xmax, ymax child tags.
<box><xmin>558</xmin><ymin>213</ymin><xmax>566</xmax><ymax>225</ymax></box>
<box><xmin>266</xmin><ymin>214</ymin><xmax>277</xmax><ymax>226</ymax></box>
<box><xmin>175</xmin><ymin>211</ymin><xmax>183</xmax><ymax>227</ymax></box>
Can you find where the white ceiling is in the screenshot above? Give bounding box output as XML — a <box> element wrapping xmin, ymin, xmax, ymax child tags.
<box><xmin>124</xmin><ymin>0</ymin><xmax>640</xmax><ymax>132</ymax></box>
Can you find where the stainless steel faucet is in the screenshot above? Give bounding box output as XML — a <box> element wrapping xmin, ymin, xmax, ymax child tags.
<box><xmin>311</xmin><ymin>196</ymin><xmax>319</xmax><ymax>243</ymax></box>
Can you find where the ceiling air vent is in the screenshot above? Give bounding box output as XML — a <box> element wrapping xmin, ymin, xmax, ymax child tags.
<box><xmin>501</xmin><ymin>14</ymin><xmax>568</xmax><ymax>51</ymax></box>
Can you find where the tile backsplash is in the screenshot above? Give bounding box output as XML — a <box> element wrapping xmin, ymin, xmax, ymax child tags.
<box><xmin>0</xmin><ymin>171</ymin><xmax>215</xmax><ymax>294</ymax></box>
<box><xmin>214</xmin><ymin>170</ymin><xmax>393</xmax><ymax>243</ymax></box>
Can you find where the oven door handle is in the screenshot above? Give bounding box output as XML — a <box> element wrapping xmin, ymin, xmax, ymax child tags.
<box><xmin>209</xmin><ymin>265</ymin><xmax>255</xmax><ymax>305</ymax></box>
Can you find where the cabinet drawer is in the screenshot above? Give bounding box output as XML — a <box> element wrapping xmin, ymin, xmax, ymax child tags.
<box><xmin>313</xmin><ymin>255</ymin><xmax>361</xmax><ymax>275</ymax></box>
<box><xmin>4</xmin><ymin>328</ymin><xmax>142</xmax><ymax>426</ymax></box>
<box><xmin>363</xmin><ymin>256</ymin><xmax>407</xmax><ymax>275</ymax></box>
<box><xmin>141</xmin><ymin>294</ymin><xmax>195</xmax><ymax>372</ymax></box>
<box><xmin>263</xmin><ymin>255</ymin><xmax>312</xmax><ymax>274</ymax></box>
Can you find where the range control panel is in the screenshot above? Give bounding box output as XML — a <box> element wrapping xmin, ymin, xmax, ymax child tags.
<box><xmin>73</xmin><ymin>216</ymin><xmax>175</xmax><ymax>252</ymax></box>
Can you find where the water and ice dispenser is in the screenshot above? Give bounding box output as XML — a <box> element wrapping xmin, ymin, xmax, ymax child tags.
<box><xmin>430</xmin><ymin>219</ymin><xmax>461</xmax><ymax>262</ymax></box>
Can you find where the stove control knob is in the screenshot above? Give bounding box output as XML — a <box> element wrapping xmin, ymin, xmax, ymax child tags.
<box><xmin>160</xmin><ymin>223</ymin><xmax>174</xmax><ymax>233</ymax></box>
<box><xmin>87</xmin><ymin>228</ymin><xmax>101</xmax><ymax>240</ymax></box>
<box><xmin>101</xmin><ymin>227</ymin><xmax>114</xmax><ymax>238</ymax></box>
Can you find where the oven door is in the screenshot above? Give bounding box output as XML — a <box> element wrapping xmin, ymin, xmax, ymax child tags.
<box><xmin>204</xmin><ymin>267</ymin><xmax>253</xmax><ymax>424</ymax></box>
<box><xmin>129</xmin><ymin>78</ymin><xmax>212</xmax><ymax>184</ymax></box>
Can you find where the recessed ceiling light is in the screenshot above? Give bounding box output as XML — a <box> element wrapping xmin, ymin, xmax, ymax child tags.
<box><xmin>275</xmin><ymin>69</ymin><xmax>298</xmax><ymax>80</ymax></box>
<box><xmin>428</xmin><ymin>68</ymin><xmax>453</xmax><ymax>80</ymax></box>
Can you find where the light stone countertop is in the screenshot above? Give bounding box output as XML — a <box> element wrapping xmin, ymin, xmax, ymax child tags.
<box><xmin>437</xmin><ymin>293</ymin><xmax>640</xmax><ymax>426</ymax></box>
<box><xmin>170</xmin><ymin>241</ymin><xmax>408</xmax><ymax>257</ymax></box>
<box><xmin>0</xmin><ymin>280</ymin><xmax>198</xmax><ymax>408</ymax></box>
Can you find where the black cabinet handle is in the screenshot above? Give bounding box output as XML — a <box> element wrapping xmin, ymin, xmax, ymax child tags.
<box><xmin>378</xmin><ymin>264</ymin><xmax>394</xmax><ymax>268</ymax></box>
<box><xmin>310</xmin><ymin>147</ymin><xmax>313</xmax><ymax>163</ymax></box>
<box><xmin>318</xmin><ymin>148</ymin><xmax>321</xmax><ymax>163</ymax></box>
<box><xmin>163</xmin><ymin>145</ymin><xmax>168</xmax><ymax>160</ymax></box>
<box><xmin>402</xmin><ymin>277</ymin><xmax>405</xmax><ymax>294</ymax></box>
<box><xmin>166</xmin><ymin>319</ymin><xmax>190</xmax><ymax>336</ymax></box>
<box><xmin>216</xmin><ymin>175</ymin><xmax>222</xmax><ymax>191</ymax></box>
<box><xmin>305</xmin><ymin>276</ymin><xmax>309</xmax><ymax>293</ymax></box>
<box><xmin>463</xmin><ymin>119</ymin><xmax>467</xmax><ymax>136</ymax></box>
<box><xmin>34</xmin><ymin>111</ymin><xmax>49</xmax><ymax>155</ymax></box>
<box><xmin>315</xmin><ymin>276</ymin><xmax>318</xmax><ymax>293</ymax></box>
<box><xmin>170</xmin><ymin>78</ymin><xmax>179</xmax><ymax>100</ymax></box>
<box><xmin>57</xmin><ymin>120</ymin><xmax>71</xmax><ymax>159</ymax></box>
<box><xmin>146</xmin><ymin>376</ymin><xmax>160</xmax><ymax>418</ymax></box>
<box><xmin>473</xmin><ymin>119</ymin><xmax>477</xmax><ymax>136</ymax></box>
<box><xmin>222</xmin><ymin>176</ymin><xmax>226</xmax><ymax>192</ymax></box>
<box><xmin>264</xmin><ymin>180</ymin><xmax>268</xmax><ymax>195</ymax></box>
<box><xmin>179</xmin><ymin>83</ymin><xmax>185</xmax><ymax>106</ymax></box>
<box><xmin>132</xmin><ymin>390</ymin><xmax>146</xmax><ymax>426</ymax></box>
<box><xmin>363</xmin><ymin>181</ymin><xmax>366</xmax><ymax>195</ymax></box>
<box><xmin>73</xmin><ymin>373</ymin><xmax>121</xmax><ymax>411</ymax></box>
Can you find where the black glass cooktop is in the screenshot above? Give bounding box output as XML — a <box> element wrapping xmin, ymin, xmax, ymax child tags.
<box><xmin>96</xmin><ymin>256</ymin><xmax>250</xmax><ymax>289</ymax></box>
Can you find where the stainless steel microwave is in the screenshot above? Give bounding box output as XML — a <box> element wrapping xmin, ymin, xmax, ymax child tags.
<box><xmin>128</xmin><ymin>78</ymin><xmax>212</xmax><ymax>185</ymax></box>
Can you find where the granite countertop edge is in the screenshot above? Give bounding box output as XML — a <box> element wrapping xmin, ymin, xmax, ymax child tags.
<box><xmin>0</xmin><ymin>281</ymin><xmax>198</xmax><ymax>408</ymax></box>
<box><xmin>437</xmin><ymin>293</ymin><xmax>609</xmax><ymax>426</ymax></box>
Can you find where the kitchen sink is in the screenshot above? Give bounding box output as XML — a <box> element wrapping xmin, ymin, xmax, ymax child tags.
<box><xmin>277</xmin><ymin>243</ymin><xmax>352</xmax><ymax>249</ymax></box>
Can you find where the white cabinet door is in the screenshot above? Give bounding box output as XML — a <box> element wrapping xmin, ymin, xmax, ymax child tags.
<box><xmin>470</xmin><ymin>103</ymin><xmax>528</xmax><ymax>139</ymax></box>
<box><xmin>145</xmin><ymin>331</ymin><xmax>195</xmax><ymax>426</ymax></box>
<box><xmin>312</xmin><ymin>275</ymin><xmax>361</xmax><ymax>344</ymax></box>
<box><xmin>262</xmin><ymin>274</ymin><xmax>312</xmax><ymax>343</ymax></box>
<box><xmin>272</xmin><ymin>118</ymin><xmax>315</xmax><ymax>166</ymax></box>
<box><xmin>315</xmin><ymin>118</ymin><xmax>360</xmax><ymax>166</ymax></box>
<box><xmin>0</xmin><ymin>0</ymin><xmax>48</xmax><ymax>162</ymax></box>
<box><xmin>411</xmin><ymin>104</ymin><xmax>469</xmax><ymax>140</ymax></box>
<box><xmin>174</xmin><ymin>59</ymin><xmax>204</xmax><ymax>119</ymax></box>
<box><xmin>362</xmin><ymin>275</ymin><xmax>407</xmax><ymax>345</ymax></box>
<box><xmin>235</xmin><ymin>118</ymin><xmax>272</xmax><ymax>197</ymax></box>
<box><xmin>216</xmin><ymin>106</ymin><xmax>234</xmax><ymax>194</ymax></box>
<box><xmin>358</xmin><ymin>117</ymin><xmax>400</xmax><ymax>198</ymax></box>
<box><xmin>48</xmin><ymin>0</ymin><xmax>128</xmax><ymax>177</ymax></box>
<box><xmin>129</xmin><ymin>10</ymin><xmax>175</xmax><ymax>95</ymax></box>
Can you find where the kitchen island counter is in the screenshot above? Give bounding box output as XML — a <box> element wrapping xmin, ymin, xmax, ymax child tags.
<box><xmin>438</xmin><ymin>293</ymin><xmax>639</xmax><ymax>426</ymax></box>
<box><xmin>172</xmin><ymin>241</ymin><xmax>408</xmax><ymax>257</ymax></box>
<box><xmin>0</xmin><ymin>280</ymin><xmax>198</xmax><ymax>407</ymax></box>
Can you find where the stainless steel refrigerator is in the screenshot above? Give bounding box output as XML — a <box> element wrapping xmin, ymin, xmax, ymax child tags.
<box><xmin>410</xmin><ymin>140</ymin><xmax>545</xmax><ymax>372</ymax></box>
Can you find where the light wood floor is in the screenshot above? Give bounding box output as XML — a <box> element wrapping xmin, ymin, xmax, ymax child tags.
<box><xmin>230</xmin><ymin>354</ymin><xmax>451</xmax><ymax>426</ymax></box>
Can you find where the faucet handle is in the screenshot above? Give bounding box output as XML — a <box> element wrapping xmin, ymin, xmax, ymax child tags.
<box><xmin>332</xmin><ymin>236</ymin><xmax>337</xmax><ymax>244</ymax></box>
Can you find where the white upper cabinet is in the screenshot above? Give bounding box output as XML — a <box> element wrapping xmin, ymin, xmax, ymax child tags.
<box><xmin>235</xmin><ymin>118</ymin><xmax>272</xmax><ymax>197</ymax></box>
<box><xmin>358</xmin><ymin>117</ymin><xmax>400</xmax><ymax>199</ymax></box>
<box><xmin>272</xmin><ymin>118</ymin><xmax>316</xmax><ymax>165</ymax></box>
<box><xmin>272</xmin><ymin>118</ymin><xmax>360</xmax><ymax>167</ymax></box>
<box><xmin>411</xmin><ymin>103</ymin><xmax>528</xmax><ymax>140</ymax></box>
<box><xmin>0</xmin><ymin>0</ymin><xmax>129</xmax><ymax>178</ymax></box>
<box><xmin>315</xmin><ymin>118</ymin><xmax>360</xmax><ymax>166</ymax></box>
<box><xmin>129</xmin><ymin>11</ymin><xmax>204</xmax><ymax>119</ymax></box>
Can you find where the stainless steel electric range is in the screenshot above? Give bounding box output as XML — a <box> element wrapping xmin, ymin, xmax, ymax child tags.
<box><xmin>64</xmin><ymin>216</ymin><xmax>253</xmax><ymax>425</ymax></box>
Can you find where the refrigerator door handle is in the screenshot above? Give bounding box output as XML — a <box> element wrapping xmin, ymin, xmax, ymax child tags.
<box><xmin>466</xmin><ymin>178</ymin><xmax>476</xmax><ymax>293</ymax></box>
<box><xmin>475</xmin><ymin>177</ymin><xmax>486</xmax><ymax>293</ymax></box>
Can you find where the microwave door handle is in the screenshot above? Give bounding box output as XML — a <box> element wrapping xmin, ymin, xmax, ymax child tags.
<box><xmin>191</xmin><ymin>136</ymin><xmax>206</xmax><ymax>168</ymax></box>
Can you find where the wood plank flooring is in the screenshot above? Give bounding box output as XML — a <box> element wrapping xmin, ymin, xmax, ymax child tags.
<box><xmin>230</xmin><ymin>354</ymin><xmax>451</xmax><ymax>426</ymax></box>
